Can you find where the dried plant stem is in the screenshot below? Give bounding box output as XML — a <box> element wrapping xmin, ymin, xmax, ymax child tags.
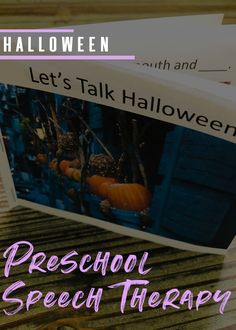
<box><xmin>63</xmin><ymin>104</ymin><xmax>114</xmax><ymax>161</ymax></box>
<box><xmin>132</xmin><ymin>119</ymin><xmax>148</xmax><ymax>188</ymax></box>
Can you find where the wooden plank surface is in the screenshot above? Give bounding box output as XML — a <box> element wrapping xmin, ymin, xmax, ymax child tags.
<box><xmin>0</xmin><ymin>206</ymin><xmax>235</xmax><ymax>329</ymax></box>
<box><xmin>0</xmin><ymin>0</ymin><xmax>234</xmax><ymax>27</ymax></box>
<box><xmin>0</xmin><ymin>1</ymin><xmax>236</xmax><ymax>329</ymax></box>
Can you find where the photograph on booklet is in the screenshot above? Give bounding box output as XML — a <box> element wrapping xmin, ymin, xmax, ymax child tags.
<box><xmin>0</xmin><ymin>83</ymin><xmax>235</xmax><ymax>251</ymax></box>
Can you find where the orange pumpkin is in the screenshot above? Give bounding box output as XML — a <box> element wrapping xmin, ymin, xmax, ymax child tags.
<box><xmin>106</xmin><ymin>183</ymin><xmax>151</xmax><ymax>212</ymax></box>
<box><xmin>97</xmin><ymin>182</ymin><xmax>115</xmax><ymax>199</ymax></box>
<box><xmin>65</xmin><ymin>167</ymin><xmax>75</xmax><ymax>178</ymax></box>
<box><xmin>71</xmin><ymin>158</ymin><xmax>81</xmax><ymax>169</ymax></box>
<box><xmin>87</xmin><ymin>175</ymin><xmax>117</xmax><ymax>195</ymax></box>
<box><xmin>49</xmin><ymin>159</ymin><xmax>58</xmax><ymax>171</ymax></box>
<box><xmin>36</xmin><ymin>153</ymin><xmax>47</xmax><ymax>164</ymax></box>
<box><xmin>59</xmin><ymin>160</ymin><xmax>72</xmax><ymax>175</ymax></box>
<box><xmin>64</xmin><ymin>167</ymin><xmax>81</xmax><ymax>182</ymax></box>
<box><xmin>72</xmin><ymin>169</ymin><xmax>81</xmax><ymax>182</ymax></box>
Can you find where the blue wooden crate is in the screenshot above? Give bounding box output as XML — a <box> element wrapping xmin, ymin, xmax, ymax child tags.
<box><xmin>151</xmin><ymin>126</ymin><xmax>236</xmax><ymax>244</ymax></box>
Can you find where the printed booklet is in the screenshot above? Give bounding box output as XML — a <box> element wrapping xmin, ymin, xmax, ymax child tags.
<box><xmin>1</xmin><ymin>14</ymin><xmax>236</xmax><ymax>255</ymax></box>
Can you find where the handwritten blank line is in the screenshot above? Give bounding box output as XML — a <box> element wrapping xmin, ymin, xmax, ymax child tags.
<box><xmin>198</xmin><ymin>69</ymin><xmax>228</xmax><ymax>72</ymax></box>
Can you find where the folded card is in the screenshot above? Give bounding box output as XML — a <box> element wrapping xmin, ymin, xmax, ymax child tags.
<box><xmin>2</xmin><ymin>15</ymin><xmax>236</xmax><ymax>255</ymax></box>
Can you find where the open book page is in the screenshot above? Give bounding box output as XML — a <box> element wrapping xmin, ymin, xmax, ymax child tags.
<box><xmin>0</xmin><ymin>15</ymin><xmax>224</xmax><ymax>212</ymax></box>
<box><xmin>1</xmin><ymin>56</ymin><xmax>236</xmax><ymax>253</ymax></box>
<box><xmin>86</xmin><ymin>24</ymin><xmax>236</xmax><ymax>85</ymax></box>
